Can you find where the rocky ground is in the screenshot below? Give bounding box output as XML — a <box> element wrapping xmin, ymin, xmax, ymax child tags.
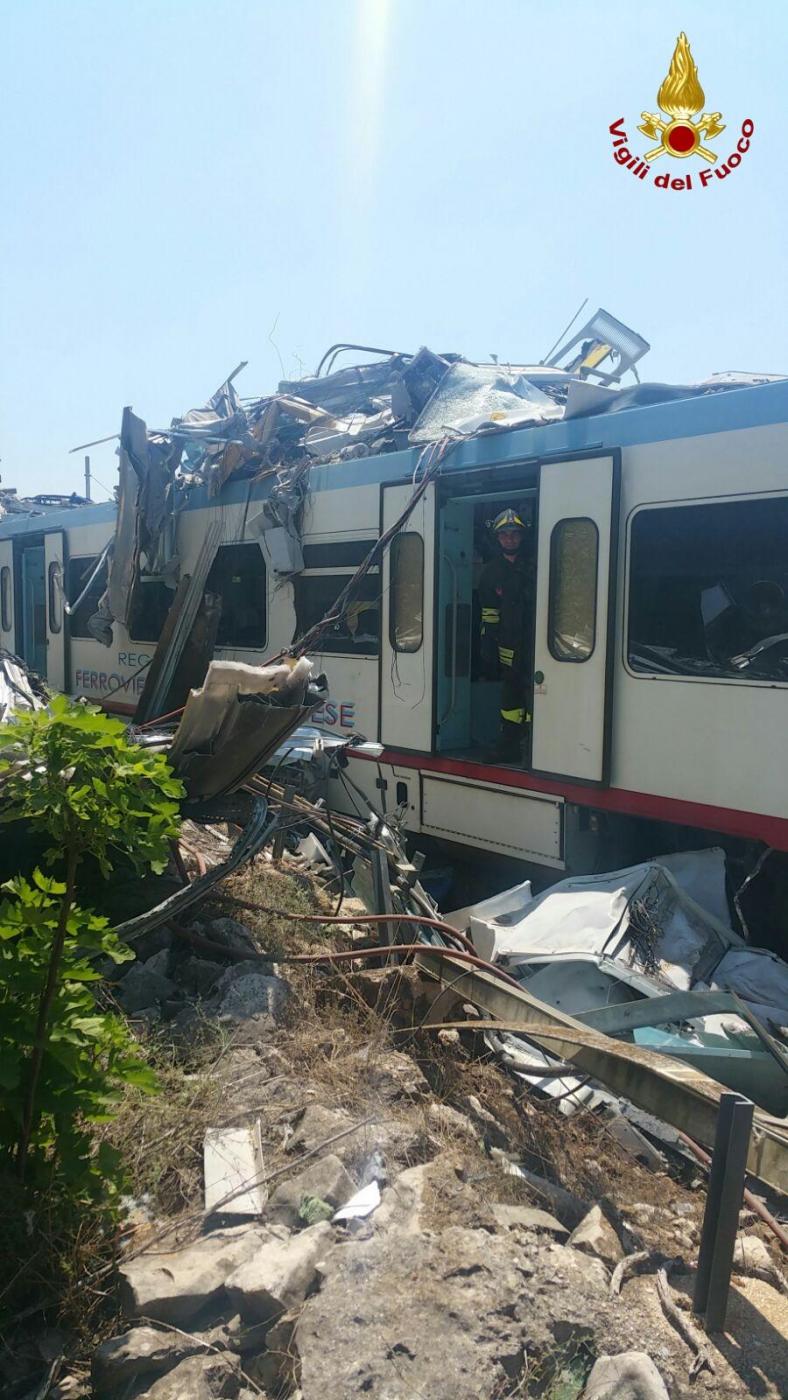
<box><xmin>1</xmin><ymin>852</ymin><xmax>786</xmax><ymax>1399</ymax></box>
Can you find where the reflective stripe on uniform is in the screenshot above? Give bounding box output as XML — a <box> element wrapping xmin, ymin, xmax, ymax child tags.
<box><xmin>501</xmin><ymin>706</ymin><xmax>526</xmax><ymax>724</ymax></box>
<box><xmin>498</xmin><ymin>645</ymin><xmax>514</xmax><ymax>666</ymax></box>
<box><xmin>481</xmin><ymin>607</ymin><xmax>500</xmax><ymax>623</ymax></box>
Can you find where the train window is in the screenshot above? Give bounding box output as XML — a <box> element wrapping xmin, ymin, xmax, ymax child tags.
<box><xmin>1</xmin><ymin>567</ymin><xmax>11</xmax><ymax>632</ymax></box>
<box><xmin>628</xmin><ymin>497</ymin><xmax>788</xmax><ymax>681</ymax></box>
<box><xmin>548</xmin><ymin>518</ymin><xmax>598</xmax><ymax>661</ymax></box>
<box><xmin>129</xmin><ymin>579</ymin><xmax>176</xmax><ymax>644</ymax></box>
<box><xmin>205</xmin><ymin>542</ymin><xmax>267</xmax><ymax>649</ymax></box>
<box><xmin>48</xmin><ymin>561</ymin><xmax>62</xmax><ymax>634</ymax></box>
<box><xmin>390</xmin><ymin>533</ymin><xmax>424</xmax><ymax>654</ymax></box>
<box><xmin>294</xmin><ymin>570</ymin><xmax>380</xmax><ymax>655</ymax></box>
<box><xmin>67</xmin><ymin>556</ymin><xmax>107</xmax><ymax>639</ymax></box>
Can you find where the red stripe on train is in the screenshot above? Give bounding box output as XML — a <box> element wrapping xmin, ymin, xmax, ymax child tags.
<box><xmin>347</xmin><ymin>747</ymin><xmax>788</xmax><ymax>850</ymax></box>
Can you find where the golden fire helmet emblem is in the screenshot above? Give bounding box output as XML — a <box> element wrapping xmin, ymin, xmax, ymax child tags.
<box><xmin>639</xmin><ymin>33</ymin><xmax>724</xmax><ymax>163</ymax></box>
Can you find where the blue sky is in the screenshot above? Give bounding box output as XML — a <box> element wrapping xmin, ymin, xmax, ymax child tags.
<box><xmin>1</xmin><ymin>0</ymin><xmax>784</xmax><ymax>497</ymax></box>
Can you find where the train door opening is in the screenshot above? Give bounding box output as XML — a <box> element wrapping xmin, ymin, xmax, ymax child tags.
<box><xmin>435</xmin><ymin>481</ymin><xmax>538</xmax><ymax>759</ymax></box>
<box><xmin>431</xmin><ymin>451</ymin><xmax>620</xmax><ymax>784</ymax></box>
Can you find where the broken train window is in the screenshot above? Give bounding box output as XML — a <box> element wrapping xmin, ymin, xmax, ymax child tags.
<box><xmin>628</xmin><ymin>496</ymin><xmax>788</xmax><ymax>680</ymax></box>
<box><xmin>294</xmin><ymin>566</ymin><xmax>380</xmax><ymax>655</ymax></box>
<box><xmin>67</xmin><ymin>556</ymin><xmax>107</xmax><ymax>639</ymax></box>
<box><xmin>205</xmin><ymin>543</ymin><xmax>267</xmax><ymax>649</ymax></box>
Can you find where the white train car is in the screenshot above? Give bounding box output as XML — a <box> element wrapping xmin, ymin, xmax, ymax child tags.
<box><xmin>3</xmin><ymin>376</ymin><xmax>788</xmax><ymax>879</ymax></box>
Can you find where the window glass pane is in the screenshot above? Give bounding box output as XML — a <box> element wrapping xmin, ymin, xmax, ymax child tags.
<box><xmin>294</xmin><ymin>572</ymin><xmax>380</xmax><ymax>655</ymax></box>
<box><xmin>67</xmin><ymin>556</ymin><xmax>107</xmax><ymax>639</ymax></box>
<box><xmin>205</xmin><ymin>543</ymin><xmax>267</xmax><ymax>649</ymax></box>
<box><xmin>628</xmin><ymin>497</ymin><xmax>788</xmax><ymax>681</ymax></box>
<box><xmin>48</xmin><ymin>561</ymin><xmax>62</xmax><ymax>634</ymax></box>
<box><xmin>549</xmin><ymin>518</ymin><xmax>598</xmax><ymax>661</ymax></box>
<box><xmin>390</xmin><ymin>533</ymin><xmax>423</xmax><ymax>654</ymax></box>
<box><xmin>1</xmin><ymin>567</ymin><xmax>11</xmax><ymax>632</ymax></box>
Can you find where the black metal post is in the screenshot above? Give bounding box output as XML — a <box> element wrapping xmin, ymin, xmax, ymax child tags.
<box><xmin>704</xmin><ymin>1096</ymin><xmax>754</xmax><ymax>1332</ymax></box>
<box><xmin>693</xmin><ymin>1091</ymin><xmax>754</xmax><ymax>1333</ymax></box>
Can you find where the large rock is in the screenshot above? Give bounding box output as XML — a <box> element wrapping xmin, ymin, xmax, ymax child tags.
<box><xmin>295</xmin><ymin>1225</ymin><xmax>619</xmax><ymax>1400</ymax></box>
<box><xmin>374</xmin><ymin>1162</ymin><xmax>432</xmax><ymax>1236</ymax></box>
<box><xmin>582</xmin><ymin>1351</ymin><xmax>669</xmax><ymax>1399</ymax></box>
<box><xmin>286</xmin><ymin>1104</ymin><xmax>354</xmax><ymax>1157</ymax></box>
<box><xmin>92</xmin><ymin>1326</ymin><xmax>210</xmax><ymax>1393</ymax></box>
<box><xmin>205</xmin><ymin>918</ymin><xmax>260</xmax><ymax>957</ymax></box>
<box><xmin>267</xmin><ymin>1154</ymin><xmax>356</xmax><ymax>1228</ymax></box>
<box><xmin>180</xmin><ymin>956</ymin><xmax>227</xmax><ymax>997</ymax></box>
<box><xmin>116</xmin><ymin>961</ymin><xmax>176</xmax><ymax>1014</ymax></box>
<box><xmin>140</xmin><ymin>1354</ymin><xmax>240</xmax><ymax>1399</ymax></box>
<box><xmin>91</xmin><ymin>1327</ymin><xmax>212</xmax><ymax>1394</ymax></box>
<box><xmin>226</xmin><ymin>1220</ymin><xmax>333</xmax><ymax>1323</ymax></box>
<box><xmin>214</xmin><ymin>968</ymin><xmax>288</xmax><ymax>1023</ymax></box>
<box><xmin>568</xmin><ymin>1205</ymin><xmax>623</xmax><ymax>1271</ymax></box>
<box><xmin>119</xmin><ymin>1224</ymin><xmax>277</xmax><ymax>1325</ymax></box>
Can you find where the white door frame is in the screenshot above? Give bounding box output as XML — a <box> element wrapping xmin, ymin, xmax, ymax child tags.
<box><xmin>379</xmin><ymin>479</ymin><xmax>436</xmax><ymax>753</ymax></box>
<box><xmin>531</xmin><ymin>450</ymin><xmax>620</xmax><ymax>784</ymax></box>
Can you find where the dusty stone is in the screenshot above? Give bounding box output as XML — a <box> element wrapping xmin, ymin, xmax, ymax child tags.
<box><xmin>92</xmin><ymin>1326</ymin><xmax>210</xmax><ymax>1393</ymax></box>
<box><xmin>215</xmin><ymin>970</ymin><xmax>288</xmax><ymax>1023</ymax></box>
<box><xmin>428</xmin><ymin>1101</ymin><xmax>480</xmax><ymax>1142</ymax></box>
<box><xmin>568</xmin><ymin>1205</ymin><xmax>623</xmax><ymax>1271</ymax></box>
<box><xmin>180</xmin><ymin>956</ymin><xmax>227</xmax><ymax>997</ymax></box>
<box><xmin>119</xmin><ymin>1223</ymin><xmax>277</xmax><ymax>1325</ymax></box>
<box><xmin>205</xmin><ymin>918</ymin><xmax>260</xmax><ymax>957</ymax></box>
<box><xmin>350</xmin><ymin>1046</ymin><xmax>429</xmax><ymax>1102</ymax></box>
<box><xmin>374</xmin><ymin>1162</ymin><xmax>432</xmax><ymax>1236</ymax></box>
<box><xmin>295</xmin><ymin>1225</ymin><xmax>623</xmax><ymax>1400</ymax></box>
<box><xmin>226</xmin><ymin>1220</ymin><xmax>333</xmax><ymax>1323</ymax></box>
<box><xmin>141</xmin><ymin>1353</ymin><xmax>240</xmax><ymax>1399</ymax></box>
<box><xmin>733</xmin><ymin>1234</ymin><xmax>785</xmax><ymax>1288</ymax></box>
<box><xmin>463</xmin><ymin>1094</ymin><xmax>511</xmax><ymax>1149</ymax></box>
<box><xmin>287</xmin><ymin>1104</ymin><xmax>354</xmax><ymax>1155</ymax></box>
<box><xmin>490</xmin><ymin>1203</ymin><xmax>567</xmax><ymax>1235</ymax></box>
<box><xmin>116</xmin><ymin>961</ymin><xmax>177</xmax><ymax>1014</ymax></box>
<box><xmin>267</xmin><ymin>1154</ymin><xmax>356</xmax><ymax>1228</ymax></box>
<box><xmin>583</xmin><ymin>1350</ymin><xmax>669</xmax><ymax>1399</ymax></box>
<box><xmin>144</xmin><ymin>947</ymin><xmax>174</xmax><ymax>978</ymax></box>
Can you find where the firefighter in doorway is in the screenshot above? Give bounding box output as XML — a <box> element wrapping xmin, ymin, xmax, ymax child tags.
<box><xmin>479</xmin><ymin>508</ymin><xmax>534</xmax><ymax>763</ymax></box>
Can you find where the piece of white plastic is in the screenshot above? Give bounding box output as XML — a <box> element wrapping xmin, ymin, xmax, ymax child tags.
<box><xmin>332</xmin><ymin>1180</ymin><xmax>381</xmax><ymax>1222</ymax></box>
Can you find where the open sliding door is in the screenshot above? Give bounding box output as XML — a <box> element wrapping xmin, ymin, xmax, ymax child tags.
<box><xmin>379</xmin><ymin>480</ymin><xmax>436</xmax><ymax>752</ymax></box>
<box><xmin>531</xmin><ymin>452</ymin><xmax>619</xmax><ymax>783</ymax></box>
<box><xmin>44</xmin><ymin>531</ymin><xmax>66</xmax><ymax>691</ymax></box>
<box><xmin>0</xmin><ymin>539</ymin><xmax>15</xmax><ymax>653</ymax></box>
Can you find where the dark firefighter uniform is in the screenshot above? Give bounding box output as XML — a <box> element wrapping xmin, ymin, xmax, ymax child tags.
<box><xmin>479</xmin><ymin>513</ymin><xmax>534</xmax><ymax>756</ymax></box>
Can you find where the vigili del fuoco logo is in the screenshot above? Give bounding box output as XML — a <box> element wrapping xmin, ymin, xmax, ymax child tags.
<box><xmin>610</xmin><ymin>33</ymin><xmax>754</xmax><ymax>191</ymax></box>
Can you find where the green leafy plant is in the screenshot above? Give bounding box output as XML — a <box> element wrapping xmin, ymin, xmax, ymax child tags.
<box><xmin>0</xmin><ymin>696</ymin><xmax>184</xmax><ymax>1190</ymax></box>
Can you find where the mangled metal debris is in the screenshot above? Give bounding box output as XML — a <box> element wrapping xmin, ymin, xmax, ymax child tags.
<box><xmin>456</xmin><ymin>848</ymin><xmax>788</xmax><ymax>1116</ymax></box>
<box><xmin>0</xmin><ymin>649</ymin><xmax>48</xmax><ymax>725</ymax></box>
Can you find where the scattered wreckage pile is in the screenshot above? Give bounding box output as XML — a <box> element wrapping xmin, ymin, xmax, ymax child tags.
<box><xmin>84</xmin><ymin>308</ymin><xmax>786</xmax><ymax>649</ymax></box>
<box><xmin>1</xmin><ymin>653</ymin><xmax>787</xmax><ymax>1398</ymax></box>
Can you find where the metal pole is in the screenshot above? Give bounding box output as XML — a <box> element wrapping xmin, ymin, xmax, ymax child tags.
<box><xmin>84</xmin><ymin>455</ymin><xmax>91</xmax><ymax>502</ymax></box>
<box><xmin>704</xmin><ymin>1097</ymin><xmax>754</xmax><ymax>1333</ymax></box>
<box><xmin>371</xmin><ymin>845</ymin><xmax>395</xmax><ymax>953</ymax></box>
<box><xmin>693</xmin><ymin>1092</ymin><xmax>754</xmax><ymax>1332</ymax></box>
